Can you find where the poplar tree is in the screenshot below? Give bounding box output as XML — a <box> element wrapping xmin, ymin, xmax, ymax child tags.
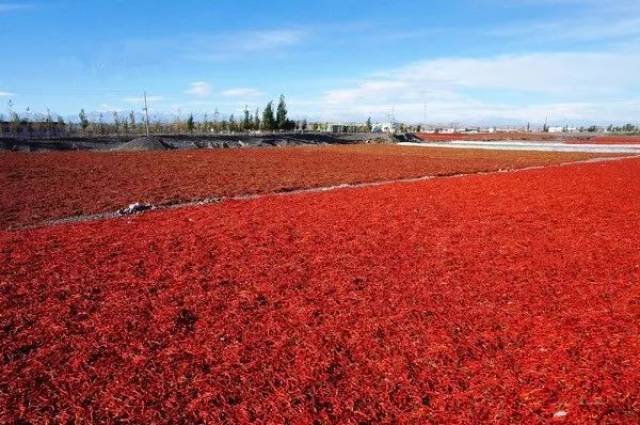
<box><xmin>276</xmin><ymin>95</ymin><xmax>288</xmax><ymax>130</ymax></box>
<box><xmin>113</xmin><ymin>112</ymin><xmax>121</xmax><ymax>135</ymax></box>
<box><xmin>98</xmin><ymin>113</ymin><xmax>105</xmax><ymax>135</ymax></box>
<box><xmin>10</xmin><ymin>112</ymin><xmax>19</xmax><ymax>136</ymax></box>
<box><xmin>187</xmin><ymin>114</ymin><xmax>195</xmax><ymax>133</ymax></box>
<box><xmin>242</xmin><ymin>105</ymin><xmax>251</xmax><ymax>130</ymax></box>
<box><xmin>57</xmin><ymin>116</ymin><xmax>66</xmax><ymax>136</ymax></box>
<box><xmin>79</xmin><ymin>109</ymin><xmax>89</xmax><ymax>135</ymax></box>
<box><xmin>254</xmin><ymin>107</ymin><xmax>260</xmax><ymax>130</ymax></box>
<box><xmin>129</xmin><ymin>111</ymin><xmax>136</xmax><ymax>134</ymax></box>
<box><xmin>203</xmin><ymin>113</ymin><xmax>209</xmax><ymax>133</ymax></box>
<box><xmin>45</xmin><ymin>109</ymin><xmax>53</xmax><ymax>137</ymax></box>
<box><xmin>262</xmin><ymin>101</ymin><xmax>275</xmax><ymax>131</ymax></box>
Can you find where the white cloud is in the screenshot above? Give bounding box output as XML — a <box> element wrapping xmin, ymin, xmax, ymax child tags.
<box><xmin>123</xmin><ymin>95</ymin><xmax>164</xmax><ymax>104</ymax></box>
<box><xmin>236</xmin><ymin>29</ymin><xmax>304</xmax><ymax>50</ymax></box>
<box><xmin>117</xmin><ymin>28</ymin><xmax>306</xmax><ymax>64</ymax></box>
<box><xmin>186</xmin><ymin>81</ymin><xmax>212</xmax><ymax>98</ymax></box>
<box><xmin>391</xmin><ymin>52</ymin><xmax>639</xmax><ymax>94</ymax></box>
<box><xmin>318</xmin><ymin>50</ymin><xmax>640</xmax><ymax>124</ymax></box>
<box><xmin>184</xmin><ymin>29</ymin><xmax>306</xmax><ymax>61</ymax></box>
<box><xmin>0</xmin><ymin>91</ymin><xmax>13</xmax><ymax>97</ymax></box>
<box><xmin>220</xmin><ymin>88</ymin><xmax>264</xmax><ymax>98</ymax></box>
<box><xmin>490</xmin><ymin>17</ymin><xmax>640</xmax><ymax>43</ymax></box>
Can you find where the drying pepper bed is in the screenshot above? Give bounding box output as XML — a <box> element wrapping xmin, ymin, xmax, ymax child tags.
<box><xmin>1</xmin><ymin>158</ymin><xmax>640</xmax><ymax>423</ymax></box>
<box><xmin>0</xmin><ymin>145</ymin><xmax>614</xmax><ymax>229</ymax></box>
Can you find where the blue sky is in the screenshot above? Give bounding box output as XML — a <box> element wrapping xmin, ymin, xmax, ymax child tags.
<box><xmin>0</xmin><ymin>0</ymin><xmax>639</xmax><ymax>125</ymax></box>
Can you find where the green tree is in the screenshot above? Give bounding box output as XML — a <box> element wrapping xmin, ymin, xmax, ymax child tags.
<box><xmin>242</xmin><ymin>105</ymin><xmax>251</xmax><ymax>130</ymax></box>
<box><xmin>366</xmin><ymin>117</ymin><xmax>372</xmax><ymax>132</ymax></box>
<box><xmin>57</xmin><ymin>115</ymin><xmax>65</xmax><ymax>136</ymax></box>
<box><xmin>79</xmin><ymin>109</ymin><xmax>89</xmax><ymax>135</ymax></box>
<box><xmin>113</xmin><ymin>112</ymin><xmax>121</xmax><ymax>135</ymax></box>
<box><xmin>187</xmin><ymin>114</ymin><xmax>195</xmax><ymax>133</ymax></box>
<box><xmin>27</xmin><ymin>119</ymin><xmax>34</xmax><ymax>138</ymax></box>
<box><xmin>10</xmin><ymin>111</ymin><xmax>21</xmax><ymax>136</ymax></box>
<box><xmin>254</xmin><ymin>107</ymin><xmax>261</xmax><ymax>130</ymax></box>
<box><xmin>262</xmin><ymin>101</ymin><xmax>276</xmax><ymax>131</ymax></box>
<box><xmin>276</xmin><ymin>95</ymin><xmax>288</xmax><ymax>130</ymax></box>
<box><xmin>229</xmin><ymin>114</ymin><xmax>236</xmax><ymax>132</ymax></box>
<box><xmin>98</xmin><ymin>113</ymin><xmax>105</xmax><ymax>135</ymax></box>
<box><xmin>7</xmin><ymin>100</ymin><xmax>17</xmax><ymax>136</ymax></box>
<box><xmin>129</xmin><ymin>111</ymin><xmax>136</xmax><ymax>134</ymax></box>
<box><xmin>45</xmin><ymin>108</ymin><xmax>53</xmax><ymax>137</ymax></box>
<box><xmin>202</xmin><ymin>113</ymin><xmax>209</xmax><ymax>133</ymax></box>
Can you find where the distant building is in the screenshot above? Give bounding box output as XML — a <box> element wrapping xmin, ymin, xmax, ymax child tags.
<box><xmin>496</xmin><ymin>127</ymin><xmax>525</xmax><ymax>133</ymax></box>
<box><xmin>371</xmin><ymin>122</ymin><xmax>401</xmax><ymax>134</ymax></box>
<box><xmin>325</xmin><ymin>123</ymin><xmax>369</xmax><ymax>133</ymax></box>
<box><xmin>548</xmin><ymin>126</ymin><xmax>578</xmax><ymax>133</ymax></box>
<box><xmin>0</xmin><ymin>120</ymin><xmax>67</xmax><ymax>138</ymax></box>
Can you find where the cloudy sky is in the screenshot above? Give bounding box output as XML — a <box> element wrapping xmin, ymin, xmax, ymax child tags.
<box><xmin>0</xmin><ymin>0</ymin><xmax>638</xmax><ymax>125</ymax></box>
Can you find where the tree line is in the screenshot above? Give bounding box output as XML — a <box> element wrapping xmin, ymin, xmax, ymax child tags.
<box><xmin>181</xmin><ymin>95</ymin><xmax>297</xmax><ymax>134</ymax></box>
<box><xmin>76</xmin><ymin>95</ymin><xmax>299</xmax><ymax>136</ymax></box>
<box><xmin>2</xmin><ymin>95</ymin><xmax>303</xmax><ymax>137</ymax></box>
<box><xmin>3</xmin><ymin>95</ymin><xmax>639</xmax><ymax>137</ymax></box>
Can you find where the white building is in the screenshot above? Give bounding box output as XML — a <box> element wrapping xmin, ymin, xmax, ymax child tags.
<box><xmin>372</xmin><ymin>122</ymin><xmax>401</xmax><ymax>133</ymax></box>
<box><xmin>548</xmin><ymin>126</ymin><xmax>579</xmax><ymax>133</ymax></box>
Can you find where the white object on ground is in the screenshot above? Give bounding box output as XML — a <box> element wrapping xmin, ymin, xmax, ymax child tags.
<box><xmin>118</xmin><ymin>202</ymin><xmax>153</xmax><ymax>216</ymax></box>
<box><xmin>399</xmin><ymin>141</ymin><xmax>640</xmax><ymax>154</ymax></box>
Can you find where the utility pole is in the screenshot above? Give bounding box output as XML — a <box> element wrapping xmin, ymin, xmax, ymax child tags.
<box><xmin>143</xmin><ymin>91</ymin><xmax>150</xmax><ymax>137</ymax></box>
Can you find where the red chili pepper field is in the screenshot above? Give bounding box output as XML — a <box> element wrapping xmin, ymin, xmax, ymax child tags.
<box><xmin>2</xmin><ymin>151</ymin><xmax>640</xmax><ymax>423</ymax></box>
<box><xmin>0</xmin><ymin>145</ymin><xmax>615</xmax><ymax>229</ymax></box>
<box><xmin>565</xmin><ymin>136</ymin><xmax>640</xmax><ymax>145</ymax></box>
<box><xmin>416</xmin><ymin>133</ymin><xmax>640</xmax><ymax>145</ymax></box>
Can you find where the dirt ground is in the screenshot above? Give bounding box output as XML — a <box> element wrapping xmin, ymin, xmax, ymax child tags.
<box><xmin>0</xmin><ymin>132</ymin><xmax>391</xmax><ymax>152</ymax></box>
